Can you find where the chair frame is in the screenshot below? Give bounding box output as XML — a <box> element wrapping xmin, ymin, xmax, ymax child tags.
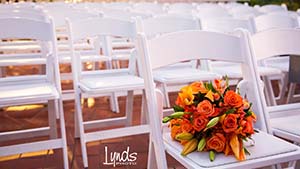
<box><xmin>67</xmin><ymin>17</ymin><xmax>166</xmax><ymax>168</ymax></box>
<box><xmin>0</xmin><ymin>17</ymin><xmax>68</xmax><ymax>169</ymax></box>
<box><xmin>137</xmin><ymin>29</ymin><xmax>300</xmax><ymax>169</ymax></box>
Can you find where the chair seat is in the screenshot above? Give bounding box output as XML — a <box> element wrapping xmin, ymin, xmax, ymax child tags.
<box><xmin>163</xmin><ymin>129</ymin><xmax>299</xmax><ymax>168</ymax></box>
<box><xmin>263</xmin><ymin>56</ymin><xmax>289</xmax><ymax>72</ymax></box>
<box><xmin>0</xmin><ymin>82</ymin><xmax>59</xmax><ymax>107</ymax></box>
<box><xmin>58</xmin><ymin>52</ymin><xmax>111</xmax><ymax>63</ymax></box>
<box><xmin>211</xmin><ymin>63</ymin><xmax>282</xmax><ymax>78</ymax></box>
<box><xmin>0</xmin><ymin>44</ymin><xmax>41</xmax><ymax>53</ymax></box>
<box><xmin>111</xmin><ymin>41</ymin><xmax>134</xmax><ymax>49</ymax></box>
<box><xmin>0</xmin><ymin>57</ymin><xmax>46</xmax><ymax>66</ymax></box>
<box><xmin>271</xmin><ymin>115</ymin><xmax>300</xmax><ymax>138</ymax></box>
<box><xmin>57</xmin><ymin>42</ymin><xmax>93</xmax><ymax>52</ymax></box>
<box><xmin>79</xmin><ymin>73</ymin><xmax>144</xmax><ymax>94</ymax></box>
<box><xmin>153</xmin><ymin>68</ymin><xmax>221</xmax><ymax>83</ymax></box>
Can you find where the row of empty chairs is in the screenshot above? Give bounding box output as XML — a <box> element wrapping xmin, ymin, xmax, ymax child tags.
<box><xmin>1</xmin><ymin>1</ymin><xmax>300</xmax><ymax>169</ymax></box>
<box><xmin>2</xmin><ymin>1</ymin><xmax>299</xmax><ymax>108</ymax></box>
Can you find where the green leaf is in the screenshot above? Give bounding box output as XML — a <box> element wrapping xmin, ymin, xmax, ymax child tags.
<box><xmin>205</xmin><ymin>117</ymin><xmax>220</xmax><ymax>130</ymax></box>
<box><xmin>244</xmin><ymin>147</ymin><xmax>251</xmax><ymax>155</ymax></box>
<box><xmin>170</xmin><ymin>111</ymin><xmax>185</xmax><ymax>118</ymax></box>
<box><xmin>209</xmin><ymin>151</ymin><xmax>215</xmax><ymax>162</ymax></box>
<box><xmin>254</xmin><ymin>129</ymin><xmax>259</xmax><ymax>133</ymax></box>
<box><xmin>162</xmin><ymin>116</ymin><xmax>172</xmax><ymax>123</ymax></box>
<box><xmin>224</xmin><ymin>75</ymin><xmax>229</xmax><ymax>87</ymax></box>
<box><xmin>245</xmin><ymin>110</ymin><xmax>253</xmax><ymax>117</ymax></box>
<box><xmin>206</xmin><ymin>82</ymin><xmax>216</xmax><ymax>93</ymax></box>
<box><xmin>236</xmin><ymin>88</ymin><xmax>240</xmax><ymax>95</ymax></box>
<box><xmin>225</xmin><ymin>108</ymin><xmax>236</xmax><ymax>114</ymax></box>
<box><xmin>197</xmin><ymin>137</ymin><xmax>206</xmax><ymax>152</ymax></box>
<box><xmin>224</xmin><ymin>86</ymin><xmax>230</xmax><ymax>93</ymax></box>
<box><xmin>173</xmin><ymin>105</ymin><xmax>184</xmax><ymax>112</ymax></box>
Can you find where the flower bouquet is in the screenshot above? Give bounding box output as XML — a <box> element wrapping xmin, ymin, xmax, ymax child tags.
<box><xmin>162</xmin><ymin>78</ymin><xmax>257</xmax><ymax>161</ymax></box>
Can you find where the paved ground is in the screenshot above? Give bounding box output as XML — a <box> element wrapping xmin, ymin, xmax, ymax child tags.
<box><xmin>0</xmin><ymin>65</ymin><xmax>299</xmax><ymax>169</ymax></box>
<box><xmin>0</xmin><ymin>90</ymin><xmax>186</xmax><ymax>169</ymax></box>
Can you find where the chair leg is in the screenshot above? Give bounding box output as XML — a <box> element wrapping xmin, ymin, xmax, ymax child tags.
<box><xmin>74</xmin><ymin>90</ymin><xmax>89</xmax><ymax>168</ymax></box>
<box><xmin>162</xmin><ymin>83</ymin><xmax>171</xmax><ymax>108</ymax></box>
<box><xmin>109</xmin><ymin>93</ymin><xmax>120</xmax><ymax>113</ymax></box>
<box><xmin>55</xmin><ymin>100</ymin><xmax>59</xmax><ymax>119</ymax></box>
<box><xmin>0</xmin><ymin>67</ymin><xmax>5</xmax><ymax>77</ymax></box>
<box><xmin>147</xmin><ymin>99</ymin><xmax>168</xmax><ymax>168</ymax></box>
<box><xmin>55</xmin><ymin>98</ymin><xmax>64</xmax><ymax>120</ymax></box>
<box><xmin>57</xmin><ymin>99</ymin><xmax>69</xmax><ymax>169</ymax></box>
<box><xmin>147</xmin><ymin>136</ymin><xmax>158</xmax><ymax>169</ymax></box>
<box><xmin>288</xmin><ymin>160</ymin><xmax>297</xmax><ymax>168</ymax></box>
<box><xmin>151</xmin><ymin>132</ymin><xmax>168</xmax><ymax>169</ymax></box>
<box><xmin>115</xmin><ymin>60</ymin><xmax>121</xmax><ymax>69</ymax></box>
<box><xmin>74</xmin><ymin>107</ymin><xmax>80</xmax><ymax>139</ymax></box>
<box><xmin>126</xmin><ymin>90</ymin><xmax>134</xmax><ymax>126</ymax></box>
<box><xmin>277</xmin><ymin>73</ymin><xmax>288</xmax><ymax>103</ymax></box>
<box><xmin>262</xmin><ymin>76</ymin><xmax>277</xmax><ymax>106</ymax></box>
<box><xmin>48</xmin><ymin>100</ymin><xmax>57</xmax><ymax>139</ymax></box>
<box><xmin>287</xmin><ymin>83</ymin><xmax>296</xmax><ymax>103</ymax></box>
<box><xmin>140</xmin><ymin>90</ymin><xmax>148</xmax><ymax>124</ymax></box>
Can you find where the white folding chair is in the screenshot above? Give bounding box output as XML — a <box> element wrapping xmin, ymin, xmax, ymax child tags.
<box><xmin>133</xmin><ymin>2</ymin><xmax>165</xmax><ymax>15</ymax></box>
<box><xmin>137</xmin><ymin>29</ymin><xmax>300</xmax><ymax>169</ymax></box>
<box><xmin>100</xmin><ymin>8</ymin><xmax>151</xmax><ymax>68</ymax></box>
<box><xmin>137</xmin><ymin>15</ymin><xmax>220</xmax><ymax>108</ymax></box>
<box><xmin>229</xmin><ymin>5</ymin><xmax>262</xmax><ymax>19</ymax></box>
<box><xmin>103</xmin><ymin>2</ymin><xmax>132</xmax><ymax>11</ymax></box>
<box><xmin>258</xmin><ymin>4</ymin><xmax>287</xmax><ymax>14</ymax></box>
<box><xmin>167</xmin><ymin>3</ymin><xmax>196</xmax><ymax>15</ymax></box>
<box><xmin>197</xmin><ymin>4</ymin><xmax>231</xmax><ymax>19</ymax></box>
<box><xmin>254</xmin><ymin>13</ymin><xmax>300</xmax><ymax>104</ymax></box>
<box><xmin>254</xmin><ymin>13</ymin><xmax>299</xmax><ymax>32</ymax></box>
<box><xmin>201</xmin><ymin>17</ymin><xmax>284</xmax><ymax>107</ymax></box>
<box><xmin>44</xmin><ymin>7</ymin><xmax>104</xmax><ymax>100</ymax></box>
<box><xmin>0</xmin><ymin>18</ymin><xmax>68</xmax><ymax>169</ymax></box>
<box><xmin>251</xmin><ymin>28</ymin><xmax>300</xmax><ymax>168</ymax></box>
<box><xmin>201</xmin><ymin>17</ymin><xmax>255</xmax><ymax>34</ymax></box>
<box><xmin>0</xmin><ymin>8</ymin><xmax>49</xmax><ymax>54</ymax></box>
<box><xmin>67</xmin><ymin>17</ymin><xmax>164</xmax><ymax>168</ymax></box>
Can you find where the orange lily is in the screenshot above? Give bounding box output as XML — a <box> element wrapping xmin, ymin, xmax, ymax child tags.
<box><xmin>178</xmin><ymin>86</ymin><xmax>194</xmax><ymax>106</ymax></box>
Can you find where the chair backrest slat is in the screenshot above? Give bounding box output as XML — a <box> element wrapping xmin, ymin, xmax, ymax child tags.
<box><xmin>140</xmin><ymin>30</ymin><xmax>244</xmax><ymax>70</ymax></box>
<box><xmin>138</xmin><ymin>15</ymin><xmax>200</xmax><ymax>38</ymax></box>
<box><xmin>68</xmin><ymin>17</ymin><xmax>137</xmax><ymax>41</ymax></box>
<box><xmin>0</xmin><ymin>17</ymin><xmax>60</xmax><ymax>90</ymax></box>
<box><xmin>254</xmin><ymin>13</ymin><xmax>299</xmax><ymax>32</ymax></box>
<box><xmin>202</xmin><ymin>18</ymin><xmax>255</xmax><ymax>34</ymax></box>
<box><xmin>251</xmin><ymin>28</ymin><xmax>300</xmax><ymax>60</ymax></box>
<box><xmin>0</xmin><ymin>18</ymin><xmax>54</xmax><ymax>41</ymax></box>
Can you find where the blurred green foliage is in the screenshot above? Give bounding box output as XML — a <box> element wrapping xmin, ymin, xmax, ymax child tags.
<box><xmin>246</xmin><ymin>0</ymin><xmax>300</xmax><ymax>11</ymax></box>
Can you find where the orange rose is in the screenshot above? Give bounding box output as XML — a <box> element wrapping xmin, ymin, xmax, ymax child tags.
<box><xmin>197</xmin><ymin>100</ymin><xmax>215</xmax><ymax>117</ymax></box>
<box><xmin>193</xmin><ymin>116</ymin><xmax>208</xmax><ymax>132</ymax></box>
<box><xmin>222</xmin><ymin>114</ymin><xmax>239</xmax><ymax>133</ymax></box>
<box><xmin>181</xmin><ymin>120</ymin><xmax>194</xmax><ymax>133</ymax></box>
<box><xmin>190</xmin><ymin>81</ymin><xmax>207</xmax><ymax>94</ymax></box>
<box><xmin>224</xmin><ymin>90</ymin><xmax>243</xmax><ymax>108</ymax></box>
<box><xmin>241</xmin><ymin>117</ymin><xmax>254</xmax><ymax>135</ymax></box>
<box><xmin>206</xmin><ymin>133</ymin><xmax>226</xmax><ymax>152</ymax></box>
